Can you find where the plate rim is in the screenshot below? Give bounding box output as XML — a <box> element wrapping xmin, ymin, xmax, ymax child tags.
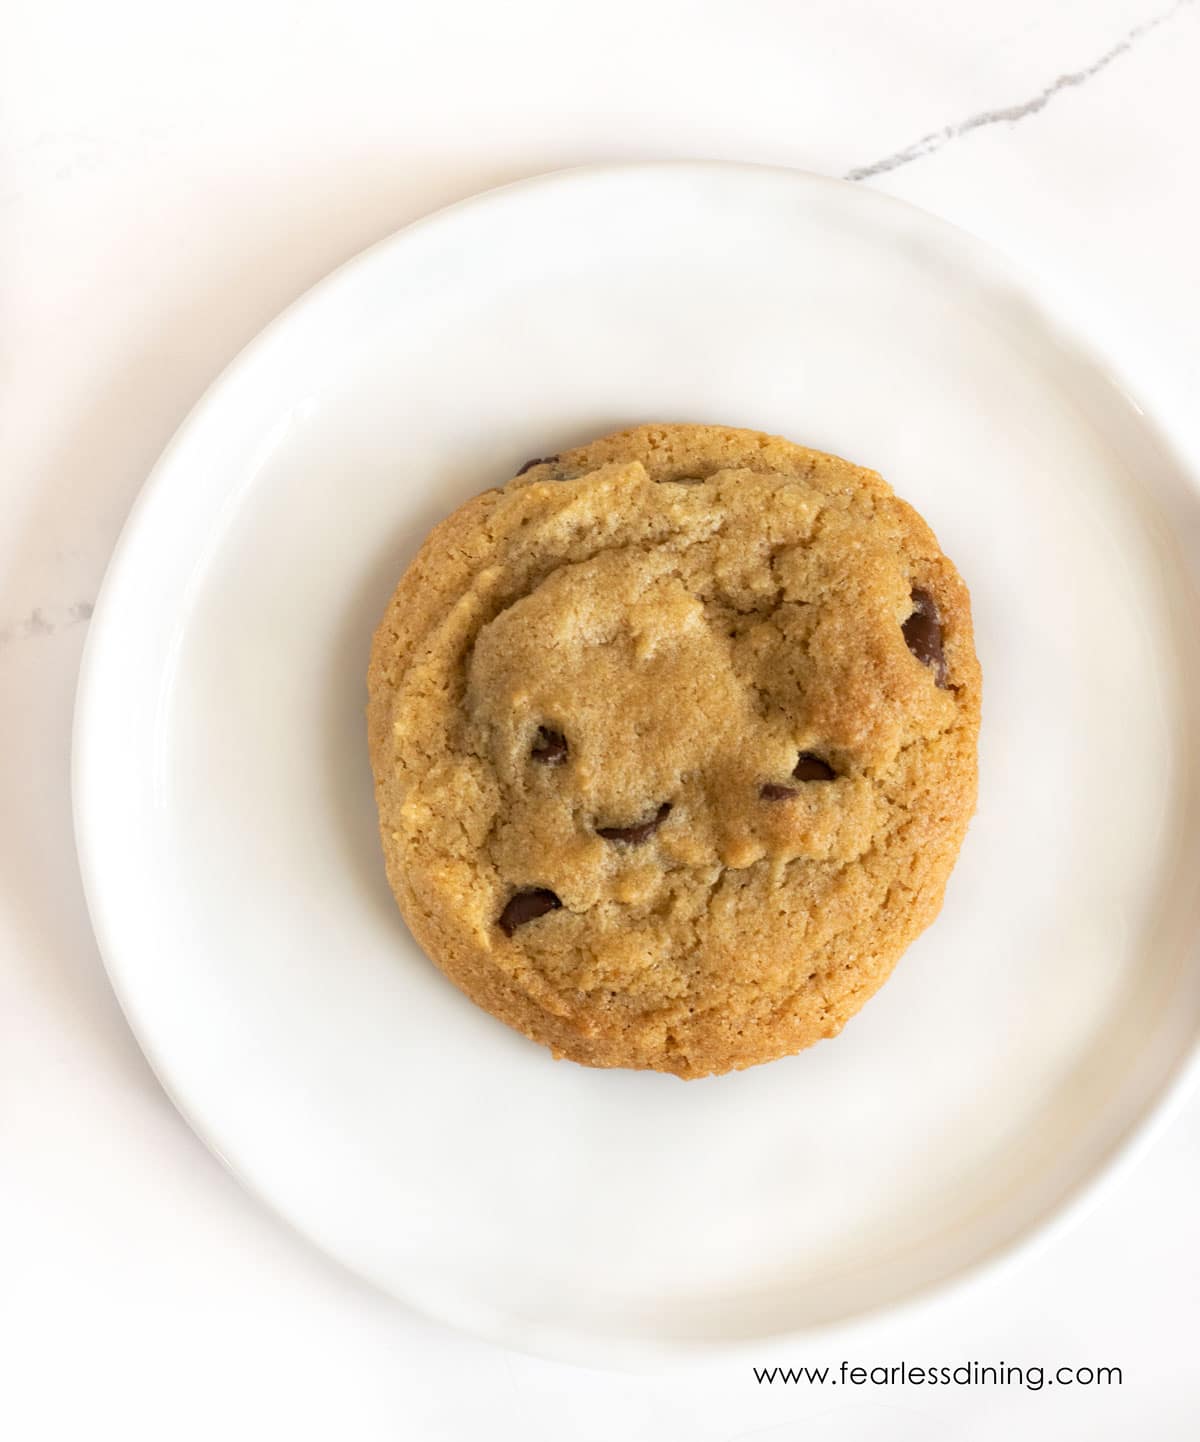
<box><xmin>72</xmin><ymin>159</ymin><xmax>1200</xmax><ymax>1366</ymax></box>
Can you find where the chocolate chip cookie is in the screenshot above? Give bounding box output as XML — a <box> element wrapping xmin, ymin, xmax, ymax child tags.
<box><xmin>367</xmin><ymin>424</ymin><xmax>980</xmax><ymax>1077</ymax></box>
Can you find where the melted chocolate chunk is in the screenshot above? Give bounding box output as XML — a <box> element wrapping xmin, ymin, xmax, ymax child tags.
<box><xmin>515</xmin><ymin>454</ymin><xmax>558</xmax><ymax>476</ymax></box>
<box><xmin>531</xmin><ymin>726</ymin><xmax>568</xmax><ymax>765</ymax></box>
<box><xmin>761</xmin><ymin>753</ymin><xmax>836</xmax><ymax>799</ymax></box>
<box><xmin>793</xmin><ymin>752</ymin><xmax>836</xmax><ymax>781</ymax></box>
<box><xmin>902</xmin><ymin>587</ymin><xmax>948</xmax><ymax>687</ymax></box>
<box><xmin>498</xmin><ymin>888</ymin><xmax>561</xmax><ymax>936</ymax></box>
<box><xmin>596</xmin><ymin>802</ymin><xmax>672</xmax><ymax>844</ymax></box>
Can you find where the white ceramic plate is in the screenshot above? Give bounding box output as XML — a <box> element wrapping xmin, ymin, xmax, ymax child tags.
<box><xmin>74</xmin><ymin>162</ymin><xmax>1200</xmax><ymax>1365</ymax></box>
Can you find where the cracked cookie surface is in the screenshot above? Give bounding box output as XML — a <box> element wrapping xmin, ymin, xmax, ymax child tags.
<box><xmin>367</xmin><ymin>423</ymin><xmax>981</xmax><ymax>1077</ymax></box>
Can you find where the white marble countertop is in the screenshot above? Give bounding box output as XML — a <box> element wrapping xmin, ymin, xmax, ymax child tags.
<box><xmin>3</xmin><ymin>1</ymin><xmax>1198</xmax><ymax>1437</ymax></box>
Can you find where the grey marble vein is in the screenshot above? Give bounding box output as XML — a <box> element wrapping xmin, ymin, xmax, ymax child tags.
<box><xmin>0</xmin><ymin>601</ymin><xmax>93</xmax><ymax>646</ymax></box>
<box><xmin>845</xmin><ymin>0</ymin><xmax>1194</xmax><ymax>183</ymax></box>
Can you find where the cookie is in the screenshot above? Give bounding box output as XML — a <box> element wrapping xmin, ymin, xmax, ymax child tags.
<box><xmin>367</xmin><ymin>424</ymin><xmax>980</xmax><ymax>1078</ymax></box>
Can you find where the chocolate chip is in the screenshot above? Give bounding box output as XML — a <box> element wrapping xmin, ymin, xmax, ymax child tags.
<box><xmin>515</xmin><ymin>454</ymin><xmax>558</xmax><ymax>476</ymax></box>
<box><xmin>498</xmin><ymin>888</ymin><xmax>561</xmax><ymax>935</ymax></box>
<box><xmin>902</xmin><ymin>587</ymin><xmax>948</xmax><ymax>687</ymax></box>
<box><xmin>793</xmin><ymin>752</ymin><xmax>836</xmax><ymax>781</ymax></box>
<box><xmin>596</xmin><ymin>802</ymin><xmax>672</xmax><ymax>844</ymax></box>
<box><xmin>761</xmin><ymin>753</ymin><xmax>836</xmax><ymax>799</ymax></box>
<box><xmin>531</xmin><ymin>726</ymin><xmax>568</xmax><ymax>766</ymax></box>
